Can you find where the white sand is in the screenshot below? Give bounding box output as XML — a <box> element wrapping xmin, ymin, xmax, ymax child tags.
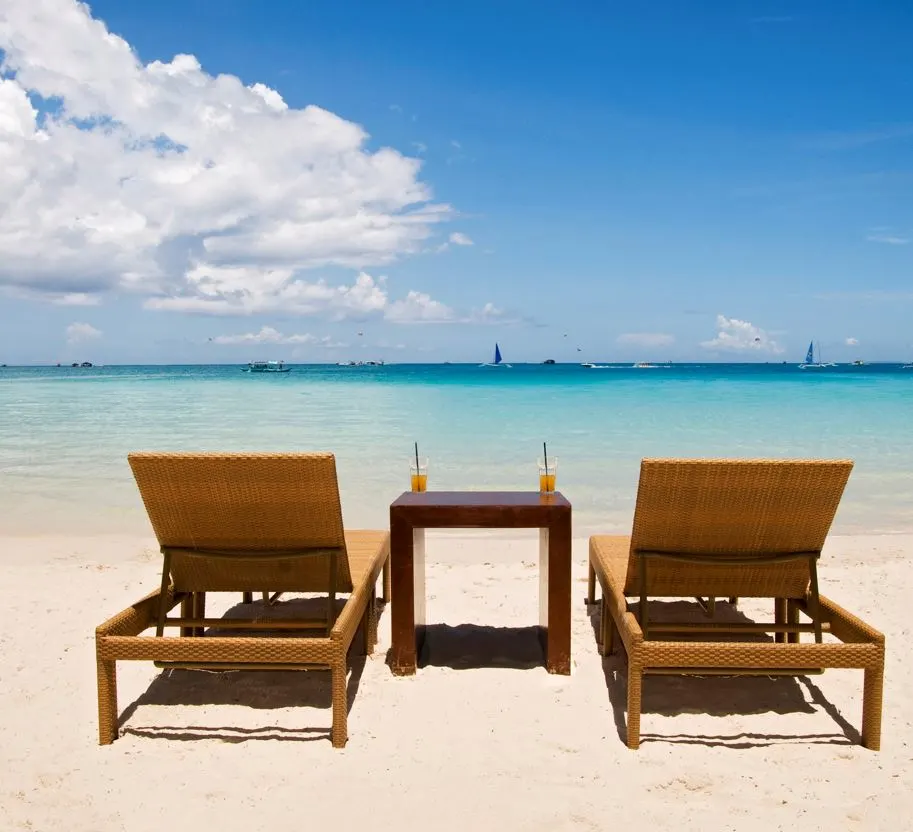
<box><xmin>2</xmin><ymin>532</ymin><xmax>911</xmax><ymax>831</ymax></box>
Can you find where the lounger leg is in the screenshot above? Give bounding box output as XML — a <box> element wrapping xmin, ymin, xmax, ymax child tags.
<box><xmin>97</xmin><ymin>655</ymin><xmax>118</xmax><ymax>745</ymax></box>
<box><xmin>242</xmin><ymin>591</ymin><xmax>253</xmax><ymax>605</ymax></box>
<box><xmin>862</xmin><ymin>666</ymin><xmax>884</xmax><ymax>751</ymax></box>
<box><xmin>194</xmin><ymin>592</ymin><xmax>206</xmax><ymax>637</ymax></box>
<box><xmin>599</xmin><ymin>598</ymin><xmax>614</xmax><ymax>656</ymax></box>
<box><xmin>774</xmin><ymin>598</ymin><xmax>787</xmax><ymax>644</ymax></box>
<box><xmin>627</xmin><ymin>661</ymin><xmax>643</xmax><ymax>750</ymax></box>
<box><xmin>330</xmin><ymin>661</ymin><xmax>348</xmax><ymax>748</ymax></box>
<box><xmin>587</xmin><ymin>561</ymin><xmax>596</xmax><ymax>605</ymax></box>
<box><xmin>382</xmin><ymin>556</ymin><xmax>391</xmax><ymax>604</ymax></box>
<box><xmin>180</xmin><ymin>594</ymin><xmax>194</xmax><ymax>637</ymax></box>
<box><xmin>787</xmin><ymin>600</ymin><xmax>800</xmax><ymax>644</ymax></box>
<box><xmin>361</xmin><ymin>600</ymin><xmax>375</xmax><ymax>655</ymax></box>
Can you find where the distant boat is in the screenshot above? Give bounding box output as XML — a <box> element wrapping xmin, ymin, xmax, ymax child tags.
<box><xmin>543</xmin><ymin>359</ymin><xmax>556</xmax><ymax>365</ymax></box>
<box><xmin>480</xmin><ymin>342</ymin><xmax>511</xmax><ymax>367</ymax></box>
<box><xmin>336</xmin><ymin>360</ymin><xmax>384</xmax><ymax>367</ymax></box>
<box><xmin>852</xmin><ymin>359</ymin><xmax>866</xmax><ymax>366</ymax></box>
<box><xmin>633</xmin><ymin>362</ymin><xmax>657</xmax><ymax>369</ymax></box>
<box><xmin>244</xmin><ymin>360</ymin><xmax>290</xmax><ymax>373</ymax></box>
<box><xmin>799</xmin><ymin>341</ymin><xmax>835</xmax><ymax>369</ymax></box>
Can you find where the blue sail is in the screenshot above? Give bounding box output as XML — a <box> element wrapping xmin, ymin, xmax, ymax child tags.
<box><xmin>494</xmin><ymin>343</ymin><xmax>502</xmax><ymax>364</ymax></box>
<box><xmin>804</xmin><ymin>341</ymin><xmax>815</xmax><ymax>364</ymax></box>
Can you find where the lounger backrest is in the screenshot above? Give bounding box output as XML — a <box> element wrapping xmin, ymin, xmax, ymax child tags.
<box><xmin>626</xmin><ymin>458</ymin><xmax>853</xmax><ymax>598</ymax></box>
<box><xmin>128</xmin><ymin>452</ymin><xmax>353</xmax><ymax>593</ymax></box>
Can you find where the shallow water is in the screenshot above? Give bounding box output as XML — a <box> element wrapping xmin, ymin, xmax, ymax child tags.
<box><xmin>1</xmin><ymin>363</ymin><xmax>911</xmax><ymax>535</ymax></box>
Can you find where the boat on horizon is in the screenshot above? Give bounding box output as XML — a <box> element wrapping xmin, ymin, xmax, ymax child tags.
<box><xmin>243</xmin><ymin>360</ymin><xmax>290</xmax><ymax>373</ymax></box>
<box><xmin>633</xmin><ymin>362</ymin><xmax>657</xmax><ymax>368</ymax></box>
<box><xmin>799</xmin><ymin>341</ymin><xmax>836</xmax><ymax>369</ymax></box>
<box><xmin>480</xmin><ymin>343</ymin><xmax>511</xmax><ymax>367</ymax></box>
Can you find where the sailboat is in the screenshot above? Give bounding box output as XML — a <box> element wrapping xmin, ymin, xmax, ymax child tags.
<box><xmin>480</xmin><ymin>342</ymin><xmax>511</xmax><ymax>367</ymax></box>
<box><xmin>799</xmin><ymin>341</ymin><xmax>836</xmax><ymax>369</ymax></box>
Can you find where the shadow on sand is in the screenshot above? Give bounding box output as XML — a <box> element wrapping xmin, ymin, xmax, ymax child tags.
<box><xmin>117</xmin><ymin>595</ymin><xmax>381</xmax><ymax>743</ymax></box>
<box><xmin>586</xmin><ymin>598</ymin><xmax>862</xmax><ymax>748</ymax></box>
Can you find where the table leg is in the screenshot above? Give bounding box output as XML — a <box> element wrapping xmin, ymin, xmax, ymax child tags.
<box><xmin>390</xmin><ymin>515</ymin><xmax>424</xmax><ymax>675</ymax></box>
<box><xmin>540</xmin><ymin>519</ymin><xmax>572</xmax><ymax>674</ymax></box>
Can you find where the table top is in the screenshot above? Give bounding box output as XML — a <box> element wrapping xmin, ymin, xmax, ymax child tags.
<box><xmin>391</xmin><ymin>490</ymin><xmax>571</xmax><ymax>509</ymax></box>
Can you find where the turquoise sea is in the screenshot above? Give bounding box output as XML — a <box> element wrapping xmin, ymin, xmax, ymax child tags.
<box><xmin>1</xmin><ymin>363</ymin><xmax>912</xmax><ymax>536</ymax></box>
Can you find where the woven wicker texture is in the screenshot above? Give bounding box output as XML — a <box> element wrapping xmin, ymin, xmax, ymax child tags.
<box><xmin>128</xmin><ymin>452</ymin><xmax>353</xmax><ymax>592</ymax></box>
<box><xmin>97</xmin><ymin>454</ymin><xmax>390</xmax><ymax>748</ymax></box>
<box><xmin>625</xmin><ymin>458</ymin><xmax>853</xmax><ymax>597</ymax></box>
<box><xmin>587</xmin><ymin>460</ymin><xmax>885</xmax><ymax>750</ymax></box>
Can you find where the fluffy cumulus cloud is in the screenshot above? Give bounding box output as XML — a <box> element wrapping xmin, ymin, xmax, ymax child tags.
<box><xmin>701</xmin><ymin>315</ymin><xmax>784</xmax><ymax>354</ymax></box>
<box><xmin>846</xmin><ymin>337</ymin><xmax>859</xmax><ymax>346</ymax></box>
<box><xmin>65</xmin><ymin>321</ymin><xmax>101</xmax><ymax>343</ymax></box>
<box><xmin>211</xmin><ymin>326</ymin><xmax>344</xmax><ymax>347</ymax></box>
<box><xmin>385</xmin><ymin>291</ymin><xmax>456</xmax><ymax>324</ymax></box>
<box><xmin>0</xmin><ymin>0</ymin><xmax>452</xmax><ymax>316</ymax></box>
<box><xmin>617</xmin><ymin>332</ymin><xmax>675</xmax><ymax>347</ymax></box>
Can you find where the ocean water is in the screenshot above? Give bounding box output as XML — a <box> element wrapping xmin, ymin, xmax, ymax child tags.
<box><xmin>1</xmin><ymin>363</ymin><xmax>912</xmax><ymax>536</ymax></box>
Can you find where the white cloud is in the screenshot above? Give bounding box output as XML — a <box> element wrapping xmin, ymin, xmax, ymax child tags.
<box><xmin>467</xmin><ymin>302</ymin><xmax>522</xmax><ymax>325</ymax></box>
<box><xmin>700</xmin><ymin>315</ymin><xmax>784</xmax><ymax>354</ymax></box>
<box><xmin>617</xmin><ymin>332</ymin><xmax>675</xmax><ymax>347</ymax></box>
<box><xmin>866</xmin><ymin>233</ymin><xmax>909</xmax><ymax>245</ymax></box>
<box><xmin>0</xmin><ymin>0</ymin><xmax>450</xmax><ymax>313</ymax></box>
<box><xmin>145</xmin><ymin>269</ymin><xmax>389</xmax><ymax>318</ymax></box>
<box><xmin>65</xmin><ymin>321</ymin><xmax>101</xmax><ymax>343</ymax></box>
<box><xmin>385</xmin><ymin>291</ymin><xmax>456</xmax><ymax>324</ymax></box>
<box><xmin>846</xmin><ymin>337</ymin><xmax>859</xmax><ymax>346</ymax></box>
<box><xmin>52</xmin><ymin>292</ymin><xmax>101</xmax><ymax>306</ymax></box>
<box><xmin>211</xmin><ymin>326</ymin><xmax>344</xmax><ymax>347</ymax></box>
<box><xmin>449</xmin><ymin>232</ymin><xmax>473</xmax><ymax>246</ymax></box>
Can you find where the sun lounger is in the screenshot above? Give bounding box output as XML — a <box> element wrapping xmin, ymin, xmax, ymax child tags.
<box><xmin>587</xmin><ymin>458</ymin><xmax>885</xmax><ymax>750</ymax></box>
<box><xmin>95</xmin><ymin>452</ymin><xmax>389</xmax><ymax>747</ymax></box>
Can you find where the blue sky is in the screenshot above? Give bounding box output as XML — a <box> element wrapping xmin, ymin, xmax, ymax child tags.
<box><xmin>0</xmin><ymin>0</ymin><xmax>911</xmax><ymax>363</ymax></box>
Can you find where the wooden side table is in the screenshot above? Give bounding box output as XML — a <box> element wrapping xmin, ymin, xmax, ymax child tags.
<box><xmin>389</xmin><ymin>491</ymin><xmax>573</xmax><ymax>676</ymax></box>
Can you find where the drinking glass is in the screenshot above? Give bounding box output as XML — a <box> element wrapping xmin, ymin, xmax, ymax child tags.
<box><xmin>538</xmin><ymin>457</ymin><xmax>557</xmax><ymax>493</ymax></box>
<box><xmin>410</xmin><ymin>457</ymin><xmax>429</xmax><ymax>492</ymax></box>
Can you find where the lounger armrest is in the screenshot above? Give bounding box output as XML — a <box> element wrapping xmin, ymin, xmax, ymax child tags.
<box><xmin>331</xmin><ymin>580</ymin><xmax>370</xmax><ymax>645</ymax></box>
<box><xmin>819</xmin><ymin>594</ymin><xmax>885</xmax><ymax>645</ymax></box>
<box><xmin>96</xmin><ymin>587</ymin><xmax>178</xmax><ymax>638</ymax></box>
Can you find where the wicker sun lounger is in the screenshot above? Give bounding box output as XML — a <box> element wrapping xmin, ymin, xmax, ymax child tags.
<box><xmin>95</xmin><ymin>452</ymin><xmax>390</xmax><ymax>748</ymax></box>
<box><xmin>587</xmin><ymin>458</ymin><xmax>885</xmax><ymax>750</ymax></box>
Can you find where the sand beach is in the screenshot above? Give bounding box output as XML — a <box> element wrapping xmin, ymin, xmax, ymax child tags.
<box><xmin>2</xmin><ymin>531</ymin><xmax>910</xmax><ymax>831</ymax></box>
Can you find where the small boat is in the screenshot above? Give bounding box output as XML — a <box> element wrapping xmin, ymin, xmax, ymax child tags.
<box><xmin>244</xmin><ymin>360</ymin><xmax>291</xmax><ymax>373</ymax></box>
<box><xmin>480</xmin><ymin>342</ymin><xmax>511</xmax><ymax>367</ymax></box>
<box><xmin>633</xmin><ymin>362</ymin><xmax>657</xmax><ymax>368</ymax></box>
<box><xmin>851</xmin><ymin>359</ymin><xmax>866</xmax><ymax>366</ymax></box>
<box><xmin>799</xmin><ymin>341</ymin><xmax>836</xmax><ymax>369</ymax></box>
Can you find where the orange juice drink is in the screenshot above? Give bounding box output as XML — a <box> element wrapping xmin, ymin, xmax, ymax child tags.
<box><xmin>537</xmin><ymin>458</ymin><xmax>557</xmax><ymax>493</ymax></box>
<box><xmin>410</xmin><ymin>458</ymin><xmax>428</xmax><ymax>492</ymax></box>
